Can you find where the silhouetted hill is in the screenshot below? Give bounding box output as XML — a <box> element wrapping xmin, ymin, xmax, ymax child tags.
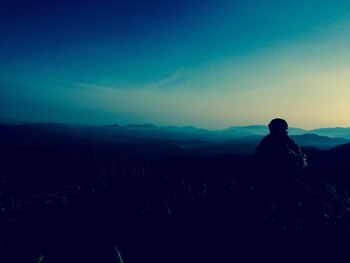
<box><xmin>321</xmin><ymin>143</ymin><xmax>350</xmax><ymax>172</ymax></box>
<box><xmin>19</xmin><ymin>122</ymin><xmax>72</xmax><ymax>131</ymax></box>
<box><xmin>329</xmin><ymin>142</ymin><xmax>350</xmax><ymax>154</ymax></box>
<box><xmin>2</xmin><ymin>123</ymin><xmax>350</xmax><ymax>262</ymax></box>
<box><xmin>291</xmin><ymin>134</ymin><xmax>349</xmax><ymax>149</ymax></box>
<box><xmin>0</xmin><ymin>124</ymin><xmax>77</xmax><ymax>148</ymax></box>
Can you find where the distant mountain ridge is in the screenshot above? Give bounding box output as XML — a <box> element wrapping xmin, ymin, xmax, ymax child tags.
<box><xmin>309</xmin><ymin>127</ymin><xmax>350</xmax><ymax>139</ymax></box>
<box><xmin>1</xmin><ymin>122</ymin><xmax>350</xmax><ymax>152</ymax></box>
<box><xmin>5</xmin><ymin>122</ymin><xmax>350</xmax><ymax>137</ymax></box>
<box><xmin>223</xmin><ymin>125</ymin><xmax>307</xmax><ymax>137</ymax></box>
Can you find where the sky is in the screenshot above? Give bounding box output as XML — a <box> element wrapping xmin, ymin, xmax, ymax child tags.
<box><xmin>1</xmin><ymin>0</ymin><xmax>350</xmax><ymax>129</ymax></box>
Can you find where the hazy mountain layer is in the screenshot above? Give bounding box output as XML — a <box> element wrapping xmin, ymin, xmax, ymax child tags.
<box><xmin>2</xmin><ymin>123</ymin><xmax>349</xmax><ymax>151</ymax></box>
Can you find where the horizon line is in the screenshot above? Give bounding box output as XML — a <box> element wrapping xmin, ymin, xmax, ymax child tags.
<box><xmin>1</xmin><ymin>119</ymin><xmax>350</xmax><ymax>131</ymax></box>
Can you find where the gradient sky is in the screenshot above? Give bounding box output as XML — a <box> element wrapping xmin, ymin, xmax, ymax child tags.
<box><xmin>1</xmin><ymin>0</ymin><xmax>350</xmax><ymax>129</ymax></box>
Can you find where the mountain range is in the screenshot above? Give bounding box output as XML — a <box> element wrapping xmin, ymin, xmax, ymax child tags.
<box><xmin>1</xmin><ymin>122</ymin><xmax>350</xmax><ymax>153</ymax></box>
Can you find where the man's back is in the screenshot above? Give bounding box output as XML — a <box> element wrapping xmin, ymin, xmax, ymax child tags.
<box><xmin>254</xmin><ymin>119</ymin><xmax>307</xmax><ymax>184</ymax></box>
<box><xmin>255</xmin><ymin>133</ymin><xmax>301</xmax><ymax>173</ymax></box>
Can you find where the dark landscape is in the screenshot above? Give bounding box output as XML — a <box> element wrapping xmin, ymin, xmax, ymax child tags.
<box><xmin>1</xmin><ymin>123</ymin><xmax>350</xmax><ymax>262</ymax></box>
<box><xmin>3</xmin><ymin>1</ymin><xmax>350</xmax><ymax>262</ymax></box>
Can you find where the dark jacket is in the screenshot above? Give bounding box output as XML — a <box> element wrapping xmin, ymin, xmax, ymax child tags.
<box><xmin>254</xmin><ymin>133</ymin><xmax>306</xmax><ymax>181</ymax></box>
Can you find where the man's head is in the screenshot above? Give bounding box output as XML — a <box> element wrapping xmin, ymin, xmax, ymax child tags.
<box><xmin>268</xmin><ymin>118</ymin><xmax>288</xmax><ymax>135</ymax></box>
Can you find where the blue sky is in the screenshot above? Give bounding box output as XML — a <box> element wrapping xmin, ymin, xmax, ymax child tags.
<box><xmin>1</xmin><ymin>0</ymin><xmax>350</xmax><ymax>128</ymax></box>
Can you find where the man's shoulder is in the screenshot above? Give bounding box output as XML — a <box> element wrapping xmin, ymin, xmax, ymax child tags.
<box><xmin>286</xmin><ymin>136</ymin><xmax>301</xmax><ymax>151</ymax></box>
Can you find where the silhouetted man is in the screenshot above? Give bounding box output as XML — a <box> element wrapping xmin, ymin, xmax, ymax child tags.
<box><xmin>254</xmin><ymin>118</ymin><xmax>307</xmax><ymax>186</ymax></box>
